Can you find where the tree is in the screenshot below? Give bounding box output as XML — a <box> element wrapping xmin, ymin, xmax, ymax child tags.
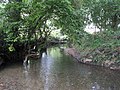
<box><xmin>87</xmin><ymin>0</ymin><xmax>120</xmax><ymax>30</ymax></box>
<box><xmin>0</xmin><ymin>0</ymin><xmax>84</xmax><ymax>51</ymax></box>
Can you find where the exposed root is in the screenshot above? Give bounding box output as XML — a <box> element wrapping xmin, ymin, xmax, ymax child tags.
<box><xmin>23</xmin><ymin>53</ymin><xmax>40</xmax><ymax>65</ymax></box>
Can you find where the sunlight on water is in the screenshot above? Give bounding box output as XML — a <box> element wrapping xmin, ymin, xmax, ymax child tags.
<box><xmin>0</xmin><ymin>46</ymin><xmax>120</xmax><ymax>90</ymax></box>
<box><xmin>41</xmin><ymin>52</ymin><xmax>52</xmax><ymax>90</ymax></box>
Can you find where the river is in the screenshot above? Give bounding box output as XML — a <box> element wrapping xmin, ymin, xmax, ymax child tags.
<box><xmin>0</xmin><ymin>46</ymin><xmax>120</xmax><ymax>90</ymax></box>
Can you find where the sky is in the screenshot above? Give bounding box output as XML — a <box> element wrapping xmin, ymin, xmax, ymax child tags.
<box><xmin>85</xmin><ymin>23</ymin><xmax>100</xmax><ymax>34</ymax></box>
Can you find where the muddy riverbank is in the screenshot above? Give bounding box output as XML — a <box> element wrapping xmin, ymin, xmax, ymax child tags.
<box><xmin>64</xmin><ymin>48</ymin><xmax>120</xmax><ymax>70</ymax></box>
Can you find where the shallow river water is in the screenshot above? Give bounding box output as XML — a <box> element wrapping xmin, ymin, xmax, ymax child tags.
<box><xmin>0</xmin><ymin>46</ymin><xmax>120</xmax><ymax>90</ymax></box>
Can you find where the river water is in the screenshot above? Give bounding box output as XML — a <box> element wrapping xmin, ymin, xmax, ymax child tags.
<box><xmin>0</xmin><ymin>46</ymin><xmax>120</xmax><ymax>90</ymax></box>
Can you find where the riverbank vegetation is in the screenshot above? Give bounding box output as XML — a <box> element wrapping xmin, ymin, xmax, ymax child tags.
<box><xmin>0</xmin><ymin>0</ymin><xmax>120</xmax><ymax>68</ymax></box>
<box><xmin>67</xmin><ymin>0</ymin><xmax>120</xmax><ymax>69</ymax></box>
<box><xmin>0</xmin><ymin>0</ymin><xmax>71</xmax><ymax>63</ymax></box>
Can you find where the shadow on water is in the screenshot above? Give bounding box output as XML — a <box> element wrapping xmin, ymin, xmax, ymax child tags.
<box><xmin>0</xmin><ymin>46</ymin><xmax>120</xmax><ymax>90</ymax></box>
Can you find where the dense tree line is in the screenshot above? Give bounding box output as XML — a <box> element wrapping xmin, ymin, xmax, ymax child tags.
<box><xmin>0</xmin><ymin>0</ymin><xmax>120</xmax><ymax>65</ymax></box>
<box><xmin>0</xmin><ymin>0</ymin><xmax>82</xmax><ymax>62</ymax></box>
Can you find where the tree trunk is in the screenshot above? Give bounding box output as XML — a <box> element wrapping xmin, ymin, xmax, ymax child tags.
<box><xmin>111</xmin><ymin>14</ymin><xmax>118</xmax><ymax>30</ymax></box>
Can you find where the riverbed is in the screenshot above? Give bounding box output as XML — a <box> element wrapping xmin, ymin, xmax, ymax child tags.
<box><xmin>0</xmin><ymin>46</ymin><xmax>120</xmax><ymax>90</ymax></box>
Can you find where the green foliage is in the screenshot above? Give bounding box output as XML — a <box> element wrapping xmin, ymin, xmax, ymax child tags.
<box><xmin>0</xmin><ymin>0</ymin><xmax>84</xmax><ymax>51</ymax></box>
<box><xmin>78</xmin><ymin>28</ymin><xmax>120</xmax><ymax>64</ymax></box>
<box><xmin>8</xmin><ymin>44</ymin><xmax>15</xmax><ymax>51</ymax></box>
<box><xmin>0</xmin><ymin>0</ymin><xmax>120</xmax><ymax>65</ymax></box>
<box><xmin>87</xmin><ymin>0</ymin><xmax>120</xmax><ymax>30</ymax></box>
<box><xmin>69</xmin><ymin>0</ymin><xmax>120</xmax><ymax>64</ymax></box>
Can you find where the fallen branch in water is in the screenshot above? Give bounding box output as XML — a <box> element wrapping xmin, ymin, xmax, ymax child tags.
<box><xmin>23</xmin><ymin>53</ymin><xmax>40</xmax><ymax>64</ymax></box>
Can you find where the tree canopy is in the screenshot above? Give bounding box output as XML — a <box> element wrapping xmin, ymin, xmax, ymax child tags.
<box><xmin>0</xmin><ymin>0</ymin><xmax>120</xmax><ymax>63</ymax></box>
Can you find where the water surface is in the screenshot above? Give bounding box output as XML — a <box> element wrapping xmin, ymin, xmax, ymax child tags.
<box><xmin>0</xmin><ymin>46</ymin><xmax>120</xmax><ymax>90</ymax></box>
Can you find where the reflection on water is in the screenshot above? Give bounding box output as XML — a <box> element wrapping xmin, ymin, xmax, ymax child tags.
<box><xmin>0</xmin><ymin>46</ymin><xmax>120</xmax><ymax>90</ymax></box>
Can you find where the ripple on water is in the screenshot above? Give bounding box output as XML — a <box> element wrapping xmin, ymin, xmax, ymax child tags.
<box><xmin>0</xmin><ymin>46</ymin><xmax>120</xmax><ymax>90</ymax></box>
